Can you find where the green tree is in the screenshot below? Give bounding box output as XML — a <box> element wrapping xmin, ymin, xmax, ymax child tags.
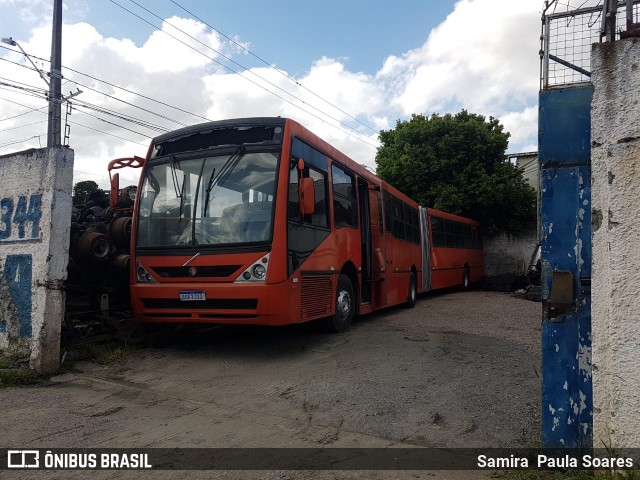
<box><xmin>375</xmin><ymin>111</ymin><xmax>536</xmax><ymax>234</ymax></box>
<box><xmin>73</xmin><ymin>180</ymin><xmax>103</xmax><ymax>207</ymax></box>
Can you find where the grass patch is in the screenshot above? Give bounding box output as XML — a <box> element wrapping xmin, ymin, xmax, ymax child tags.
<box><xmin>60</xmin><ymin>341</ymin><xmax>140</xmax><ymax>368</ymax></box>
<box><xmin>0</xmin><ymin>368</ymin><xmax>49</xmax><ymax>387</ymax></box>
<box><xmin>93</xmin><ymin>344</ymin><xmax>139</xmax><ymax>365</ymax></box>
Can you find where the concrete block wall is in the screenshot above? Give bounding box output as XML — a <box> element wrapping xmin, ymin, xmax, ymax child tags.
<box><xmin>0</xmin><ymin>147</ymin><xmax>74</xmax><ymax>373</ymax></box>
<box><xmin>482</xmin><ymin>228</ymin><xmax>537</xmax><ymax>287</ymax></box>
<box><xmin>591</xmin><ymin>38</ymin><xmax>640</xmax><ymax>448</ymax></box>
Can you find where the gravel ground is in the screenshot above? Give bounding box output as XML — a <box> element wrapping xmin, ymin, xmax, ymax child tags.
<box><xmin>0</xmin><ymin>289</ymin><xmax>541</xmax><ymax>480</ymax></box>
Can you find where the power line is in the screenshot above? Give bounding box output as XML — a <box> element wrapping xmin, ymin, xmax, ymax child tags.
<box><xmin>65</xmin><ymin>81</ymin><xmax>190</xmax><ymax>128</ymax></box>
<box><xmin>2</xmin><ymin>38</ymin><xmax>380</xmax><ymax>150</ymax></box>
<box><xmin>0</xmin><ymin>93</ymin><xmax>148</xmax><ymax>148</ymax></box>
<box><xmin>72</xmin><ymin>99</ymin><xmax>171</xmax><ymax>133</ymax></box>
<box><xmin>0</xmin><ymin>54</ymin><xmax>168</xmax><ymax>139</ymax></box>
<box><xmin>0</xmin><ymin>135</ymin><xmax>41</xmax><ymax>149</ymax></box>
<box><xmin>169</xmin><ymin>0</ymin><xmax>379</xmax><ymax>136</ymax></box>
<box><xmin>72</xmin><ymin>104</ymin><xmax>155</xmax><ymax>138</ymax></box>
<box><xmin>108</xmin><ymin>0</ymin><xmax>379</xmax><ymax>148</ymax></box>
<box><xmin>0</xmin><ymin>119</ymin><xmax>47</xmax><ymax>133</ymax></box>
<box><xmin>1</xmin><ymin>45</ymin><xmax>210</xmax><ymax>125</ymax></box>
<box><xmin>0</xmin><ymin>75</ymin><xmax>156</xmax><ymax>137</ymax></box>
<box><xmin>61</xmin><ymin>117</ymin><xmax>149</xmax><ymax>147</ymax></box>
<box><xmin>0</xmin><ymin>106</ymin><xmax>45</xmax><ymax>122</ymax></box>
<box><xmin>0</xmin><ymin>94</ymin><xmax>46</xmax><ymax>111</ymax></box>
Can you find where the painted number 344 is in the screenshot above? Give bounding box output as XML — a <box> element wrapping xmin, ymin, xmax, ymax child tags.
<box><xmin>0</xmin><ymin>194</ymin><xmax>43</xmax><ymax>241</ymax></box>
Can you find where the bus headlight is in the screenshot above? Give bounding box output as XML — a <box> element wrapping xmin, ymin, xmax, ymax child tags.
<box><xmin>235</xmin><ymin>254</ymin><xmax>270</xmax><ymax>283</ymax></box>
<box><xmin>252</xmin><ymin>264</ymin><xmax>266</xmax><ymax>280</ymax></box>
<box><xmin>136</xmin><ymin>262</ymin><xmax>157</xmax><ymax>283</ymax></box>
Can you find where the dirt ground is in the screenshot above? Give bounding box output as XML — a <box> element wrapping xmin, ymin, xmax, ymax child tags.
<box><xmin>0</xmin><ymin>290</ymin><xmax>541</xmax><ymax>479</ymax></box>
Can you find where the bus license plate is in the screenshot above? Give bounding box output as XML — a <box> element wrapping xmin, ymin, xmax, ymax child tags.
<box><xmin>179</xmin><ymin>291</ymin><xmax>206</xmax><ymax>301</ymax></box>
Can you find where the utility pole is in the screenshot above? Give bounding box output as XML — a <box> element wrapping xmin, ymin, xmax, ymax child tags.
<box><xmin>47</xmin><ymin>0</ymin><xmax>62</xmax><ymax>147</ymax></box>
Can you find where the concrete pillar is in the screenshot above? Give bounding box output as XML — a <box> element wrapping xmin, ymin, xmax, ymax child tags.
<box><xmin>0</xmin><ymin>147</ymin><xmax>74</xmax><ymax>373</ymax></box>
<box><xmin>591</xmin><ymin>38</ymin><xmax>640</xmax><ymax>448</ymax></box>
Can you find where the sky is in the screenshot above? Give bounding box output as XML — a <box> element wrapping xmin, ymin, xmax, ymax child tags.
<box><xmin>0</xmin><ymin>0</ymin><xmax>594</xmax><ymax>188</ymax></box>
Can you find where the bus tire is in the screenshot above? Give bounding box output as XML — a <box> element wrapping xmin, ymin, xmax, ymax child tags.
<box><xmin>405</xmin><ymin>272</ymin><xmax>417</xmax><ymax>308</ymax></box>
<box><xmin>462</xmin><ymin>266</ymin><xmax>471</xmax><ymax>291</ymax></box>
<box><xmin>325</xmin><ymin>274</ymin><xmax>354</xmax><ymax>333</ymax></box>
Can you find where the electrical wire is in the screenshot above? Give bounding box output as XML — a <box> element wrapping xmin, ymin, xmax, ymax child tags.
<box><xmin>0</xmin><ymin>135</ymin><xmax>41</xmax><ymax>148</ymax></box>
<box><xmin>169</xmin><ymin>0</ymin><xmax>379</xmax><ymax>135</ymax></box>
<box><xmin>71</xmin><ymin>103</ymin><xmax>157</xmax><ymax>138</ymax></box>
<box><xmin>0</xmin><ymin>119</ymin><xmax>47</xmax><ymax>133</ymax></box>
<box><xmin>108</xmin><ymin>0</ymin><xmax>379</xmax><ymax>148</ymax></box>
<box><xmin>0</xmin><ymin>57</ymin><xmax>168</xmax><ymax>136</ymax></box>
<box><xmin>1</xmin><ymin>39</ymin><xmax>379</xmax><ymax>149</ymax></box>
<box><xmin>0</xmin><ymin>93</ymin><xmax>148</xmax><ymax>148</ymax></box>
<box><xmin>0</xmin><ymin>105</ymin><xmax>45</xmax><ymax>122</ymax></box>
<box><xmin>72</xmin><ymin>99</ymin><xmax>171</xmax><ymax>133</ymax></box>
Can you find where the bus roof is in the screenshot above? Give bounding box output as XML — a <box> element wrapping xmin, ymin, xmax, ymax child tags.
<box><xmin>152</xmin><ymin>117</ymin><xmax>286</xmax><ymax>144</ymax></box>
<box><xmin>149</xmin><ymin>117</ymin><xmax>477</xmax><ymax>221</ymax></box>
<box><xmin>426</xmin><ymin>207</ymin><xmax>480</xmax><ymax>226</ymax></box>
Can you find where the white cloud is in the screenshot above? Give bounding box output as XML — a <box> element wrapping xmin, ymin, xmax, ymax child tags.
<box><xmin>0</xmin><ymin>0</ymin><xmax>544</xmax><ymax>184</ymax></box>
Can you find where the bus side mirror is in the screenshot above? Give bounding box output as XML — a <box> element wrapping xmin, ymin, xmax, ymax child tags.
<box><xmin>110</xmin><ymin>172</ymin><xmax>120</xmax><ymax>209</ymax></box>
<box><xmin>299</xmin><ymin>177</ymin><xmax>315</xmax><ymax>215</ymax></box>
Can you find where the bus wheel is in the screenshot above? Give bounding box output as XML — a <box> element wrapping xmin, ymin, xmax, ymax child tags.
<box><xmin>405</xmin><ymin>272</ymin><xmax>417</xmax><ymax>308</ymax></box>
<box><xmin>325</xmin><ymin>274</ymin><xmax>354</xmax><ymax>333</ymax></box>
<box><xmin>462</xmin><ymin>266</ymin><xmax>471</xmax><ymax>291</ymax></box>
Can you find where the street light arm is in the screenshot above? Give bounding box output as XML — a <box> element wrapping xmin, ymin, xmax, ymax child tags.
<box><xmin>2</xmin><ymin>37</ymin><xmax>50</xmax><ymax>87</ymax></box>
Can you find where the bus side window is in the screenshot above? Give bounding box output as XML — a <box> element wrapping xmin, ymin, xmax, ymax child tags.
<box><xmin>392</xmin><ymin>197</ymin><xmax>405</xmax><ymax>240</ymax></box>
<box><xmin>332</xmin><ymin>164</ymin><xmax>357</xmax><ymax>228</ymax></box>
<box><xmin>383</xmin><ymin>190</ymin><xmax>392</xmax><ymax>234</ymax></box>
<box><xmin>308</xmin><ymin>168</ymin><xmax>328</xmax><ymax>228</ymax></box>
<box><xmin>444</xmin><ymin>219</ymin><xmax>456</xmax><ymax>248</ymax></box>
<box><xmin>431</xmin><ymin>216</ymin><xmax>445</xmax><ymax>247</ymax></box>
<box><xmin>289</xmin><ymin>137</ymin><xmax>329</xmax><ymax>229</ymax></box>
<box><xmin>463</xmin><ymin>224</ymin><xmax>473</xmax><ymax>248</ymax></box>
<box><xmin>288</xmin><ymin>167</ymin><xmax>302</xmax><ymax>223</ymax></box>
<box><xmin>377</xmin><ymin>192</ymin><xmax>384</xmax><ymax>234</ymax></box>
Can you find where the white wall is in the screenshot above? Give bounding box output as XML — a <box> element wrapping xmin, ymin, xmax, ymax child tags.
<box><xmin>483</xmin><ymin>229</ymin><xmax>537</xmax><ymax>286</ymax></box>
<box><xmin>591</xmin><ymin>38</ymin><xmax>640</xmax><ymax>448</ymax></box>
<box><xmin>0</xmin><ymin>147</ymin><xmax>74</xmax><ymax>372</ymax></box>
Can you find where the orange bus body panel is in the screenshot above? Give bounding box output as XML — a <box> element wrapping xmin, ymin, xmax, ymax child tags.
<box><xmin>426</xmin><ymin>207</ymin><xmax>484</xmax><ymax>290</ymax></box>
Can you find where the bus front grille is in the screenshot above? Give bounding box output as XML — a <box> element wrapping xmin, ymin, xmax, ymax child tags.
<box><xmin>300</xmin><ymin>276</ymin><xmax>333</xmax><ymax>320</ymax></box>
<box><xmin>150</xmin><ymin>265</ymin><xmax>242</xmax><ymax>278</ymax></box>
<box><xmin>142</xmin><ymin>298</ymin><xmax>258</xmax><ymax>310</ymax></box>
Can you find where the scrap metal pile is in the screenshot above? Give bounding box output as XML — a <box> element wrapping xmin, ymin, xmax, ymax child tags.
<box><xmin>64</xmin><ymin>185</ymin><xmax>137</xmax><ymax>338</ymax></box>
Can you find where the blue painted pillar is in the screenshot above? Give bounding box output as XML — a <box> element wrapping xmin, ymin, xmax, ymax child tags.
<box><xmin>538</xmin><ymin>86</ymin><xmax>593</xmax><ymax>448</ymax></box>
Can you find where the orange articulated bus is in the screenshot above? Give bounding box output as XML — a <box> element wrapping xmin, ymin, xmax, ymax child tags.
<box><xmin>109</xmin><ymin>117</ymin><xmax>483</xmax><ymax>332</ymax></box>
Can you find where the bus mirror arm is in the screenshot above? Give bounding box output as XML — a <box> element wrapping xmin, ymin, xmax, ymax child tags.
<box><xmin>110</xmin><ymin>173</ymin><xmax>120</xmax><ymax>209</ymax></box>
<box><xmin>108</xmin><ymin>156</ymin><xmax>145</xmax><ymax>210</ymax></box>
<box><xmin>299</xmin><ymin>177</ymin><xmax>315</xmax><ymax>215</ymax></box>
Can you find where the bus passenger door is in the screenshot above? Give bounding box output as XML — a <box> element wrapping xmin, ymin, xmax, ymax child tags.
<box><xmin>368</xmin><ymin>186</ymin><xmax>387</xmax><ymax>308</ymax></box>
<box><xmin>358</xmin><ymin>178</ymin><xmax>372</xmax><ymax>305</ymax></box>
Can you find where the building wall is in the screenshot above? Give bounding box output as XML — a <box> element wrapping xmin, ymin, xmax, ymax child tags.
<box><xmin>512</xmin><ymin>152</ymin><xmax>540</xmax><ymax>193</ymax></box>
<box><xmin>483</xmin><ymin>228</ymin><xmax>537</xmax><ymax>287</ymax></box>
<box><xmin>591</xmin><ymin>38</ymin><xmax>640</xmax><ymax>448</ymax></box>
<box><xmin>0</xmin><ymin>147</ymin><xmax>74</xmax><ymax>372</ymax></box>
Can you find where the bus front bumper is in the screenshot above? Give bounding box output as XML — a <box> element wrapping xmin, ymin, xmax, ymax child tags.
<box><xmin>130</xmin><ymin>281</ymin><xmax>295</xmax><ymax>326</ymax></box>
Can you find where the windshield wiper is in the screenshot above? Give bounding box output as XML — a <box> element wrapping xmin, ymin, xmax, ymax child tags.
<box><xmin>168</xmin><ymin>154</ymin><xmax>182</xmax><ymax>199</ymax></box>
<box><xmin>191</xmin><ymin>145</ymin><xmax>246</xmax><ymax>244</ymax></box>
<box><xmin>203</xmin><ymin>145</ymin><xmax>246</xmax><ymax>217</ymax></box>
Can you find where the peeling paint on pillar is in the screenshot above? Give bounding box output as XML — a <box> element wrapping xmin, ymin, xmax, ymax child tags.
<box><xmin>539</xmin><ymin>86</ymin><xmax>593</xmax><ymax>448</ymax></box>
<box><xmin>2</xmin><ymin>255</ymin><xmax>33</xmax><ymax>337</ymax></box>
<box><xmin>0</xmin><ymin>147</ymin><xmax>73</xmax><ymax>373</ymax></box>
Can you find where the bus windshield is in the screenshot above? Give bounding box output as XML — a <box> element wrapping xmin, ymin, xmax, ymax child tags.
<box><xmin>137</xmin><ymin>150</ymin><xmax>279</xmax><ymax>247</ymax></box>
